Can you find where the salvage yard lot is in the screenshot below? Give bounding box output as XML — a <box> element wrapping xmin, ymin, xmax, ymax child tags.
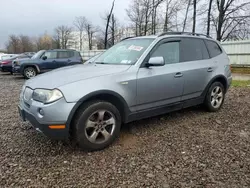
<box><xmin>0</xmin><ymin>72</ymin><xmax>249</xmax><ymax>187</ymax></box>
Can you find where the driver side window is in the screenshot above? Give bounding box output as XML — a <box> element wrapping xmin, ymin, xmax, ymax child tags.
<box><xmin>151</xmin><ymin>42</ymin><xmax>180</xmax><ymax>64</ymax></box>
<box><xmin>42</xmin><ymin>51</ymin><xmax>57</xmax><ymax>59</ymax></box>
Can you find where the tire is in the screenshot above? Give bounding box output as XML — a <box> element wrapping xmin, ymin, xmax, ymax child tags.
<box><xmin>73</xmin><ymin>100</ymin><xmax>121</xmax><ymax>151</ymax></box>
<box><xmin>204</xmin><ymin>82</ymin><xmax>225</xmax><ymax>112</ymax></box>
<box><xmin>23</xmin><ymin>66</ymin><xmax>37</xmax><ymax>79</ymax></box>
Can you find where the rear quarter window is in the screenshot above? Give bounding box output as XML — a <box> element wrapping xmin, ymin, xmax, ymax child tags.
<box><xmin>205</xmin><ymin>40</ymin><xmax>222</xmax><ymax>58</ymax></box>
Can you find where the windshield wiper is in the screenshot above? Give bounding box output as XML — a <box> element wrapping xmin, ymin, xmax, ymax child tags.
<box><xmin>95</xmin><ymin>62</ymin><xmax>106</xmax><ymax>64</ymax></box>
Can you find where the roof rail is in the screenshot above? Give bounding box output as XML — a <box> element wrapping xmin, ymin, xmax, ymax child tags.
<box><xmin>158</xmin><ymin>32</ymin><xmax>212</xmax><ymax>39</ymax></box>
<box><xmin>120</xmin><ymin>36</ymin><xmax>136</xmax><ymax>41</ymax></box>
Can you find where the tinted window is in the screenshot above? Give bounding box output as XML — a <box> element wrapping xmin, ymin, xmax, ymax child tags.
<box><xmin>205</xmin><ymin>40</ymin><xmax>222</xmax><ymax>58</ymax></box>
<box><xmin>58</xmin><ymin>51</ymin><xmax>70</xmax><ymax>58</ymax></box>
<box><xmin>181</xmin><ymin>38</ymin><xmax>210</xmax><ymax>62</ymax></box>
<box><xmin>42</xmin><ymin>51</ymin><xmax>57</xmax><ymax>59</ymax></box>
<box><xmin>151</xmin><ymin>42</ymin><xmax>180</xmax><ymax>64</ymax></box>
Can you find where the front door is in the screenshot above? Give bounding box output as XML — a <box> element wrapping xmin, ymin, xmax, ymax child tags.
<box><xmin>136</xmin><ymin>39</ymin><xmax>184</xmax><ymax>111</ymax></box>
<box><xmin>40</xmin><ymin>51</ymin><xmax>58</xmax><ymax>71</ymax></box>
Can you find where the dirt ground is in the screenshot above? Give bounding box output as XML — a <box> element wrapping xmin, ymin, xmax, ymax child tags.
<box><xmin>0</xmin><ymin>72</ymin><xmax>249</xmax><ymax>187</ymax></box>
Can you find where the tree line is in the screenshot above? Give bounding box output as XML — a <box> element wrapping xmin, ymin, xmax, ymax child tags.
<box><xmin>5</xmin><ymin>0</ymin><xmax>250</xmax><ymax>54</ymax></box>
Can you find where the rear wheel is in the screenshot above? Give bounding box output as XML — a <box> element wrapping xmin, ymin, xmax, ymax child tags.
<box><xmin>204</xmin><ymin>82</ymin><xmax>225</xmax><ymax>112</ymax></box>
<box><xmin>23</xmin><ymin>67</ymin><xmax>37</xmax><ymax>79</ymax></box>
<box><xmin>73</xmin><ymin>101</ymin><xmax>121</xmax><ymax>151</ymax></box>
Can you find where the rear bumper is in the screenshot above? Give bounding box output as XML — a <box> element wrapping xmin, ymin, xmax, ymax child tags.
<box><xmin>0</xmin><ymin>65</ymin><xmax>12</xmax><ymax>72</ymax></box>
<box><xmin>227</xmin><ymin>76</ymin><xmax>233</xmax><ymax>91</ymax></box>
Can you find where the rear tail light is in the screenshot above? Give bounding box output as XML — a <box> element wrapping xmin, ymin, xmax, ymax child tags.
<box><xmin>1</xmin><ymin>61</ymin><xmax>10</xmax><ymax>65</ymax></box>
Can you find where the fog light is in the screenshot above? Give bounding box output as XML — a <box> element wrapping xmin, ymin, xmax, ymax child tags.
<box><xmin>38</xmin><ymin>108</ymin><xmax>44</xmax><ymax>116</ymax></box>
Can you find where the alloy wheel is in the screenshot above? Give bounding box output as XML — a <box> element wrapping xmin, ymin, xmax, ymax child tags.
<box><xmin>210</xmin><ymin>86</ymin><xmax>223</xmax><ymax>108</ymax></box>
<box><xmin>85</xmin><ymin>110</ymin><xmax>116</xmax><ymax>144</ymax></box>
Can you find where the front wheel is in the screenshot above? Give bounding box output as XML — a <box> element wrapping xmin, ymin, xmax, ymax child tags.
<box><xmin>23</xmin><ymin>67</ymin><xmax>37</xmax><ymax>79</ymax></box>
<box><xmin>73</xmin><ymin>101</ymin><xmax>121</xmax><ymax>151</ymax></box>
<box><xmin>204</xmin><ymin>82</ymin><xmax>225</xmax><ymax>112</ymax></box>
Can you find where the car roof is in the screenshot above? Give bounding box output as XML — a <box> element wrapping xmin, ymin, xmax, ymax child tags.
<box><xmin>124</xmin><ymin>32</ymin><xmax>215</xmax><ymax>41</ymax></box>
<box><xmin>46</xmin><ymin>49</ymin><xmax>76</xmax><ymax>52</ymax></box>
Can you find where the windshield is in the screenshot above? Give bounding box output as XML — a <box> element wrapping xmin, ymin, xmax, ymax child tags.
<box><xmin>85</xmin><ymin>53</ymin><xmax>103</xmax><ymax>64</ymax></box>
<box><xmin>94</xmin><ymin>38</ymin><xmax>154</xmax><ymax>65</ymax></box>
<box><xmin>31</xmin><ymin>50</ymin><xmax>45</xmax><ymax>59</ymax></box>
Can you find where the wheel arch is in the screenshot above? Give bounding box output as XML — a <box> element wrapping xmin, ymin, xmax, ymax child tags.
<box><xmin>22</xmin><ymin>64</ymin><xmax>40</xmax><ymax>74</ymax></box>
<box><xmin>66</xmin><ymin>90</ymin><xmax>130</xmax><ymax>133</ymax></box>
<box><xmin>202</xmin><ymin>75</ymin><xmax>228</xmax><ymax>97</ymax></box>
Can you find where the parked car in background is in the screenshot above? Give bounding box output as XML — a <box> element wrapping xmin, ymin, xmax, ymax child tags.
<box><xmin>23</xmin><ymin>52</ymin><xmax>36</xmax><ymax>56</ymax></box>
<box><xmin>0</xmin><ymin>54</ymin><xmax>18</xmax><ymax>61</ymax></box>
<box><xmin>0</xmin><ymin>54</ymin><xmax>32</xmax><ymax>74</ymax></box>
<box><xmin>18</xmin><ymin>32</ymin><xmax>232</xmax><ymax>151</ymax></box>
<box><xmin>13</xmin><ymin>49</ymin><xmax>83</xmax><ymax>79</ymax></box>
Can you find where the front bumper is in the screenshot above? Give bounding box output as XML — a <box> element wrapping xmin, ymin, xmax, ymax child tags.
<box><xmin>13</xmin><ymin>66</ymin><xmax>21</xmax><ymax>74</ymax></box>
<box><xmin>19</xmin><ymin>94</ymin><xmax>76</xmax><ymax>140</ymax></box>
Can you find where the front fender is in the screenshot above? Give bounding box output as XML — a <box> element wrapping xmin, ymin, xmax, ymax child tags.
<box><xmin>20</xmin><ymin>63</ymin><xmax>41</xmax><ymax>73</ymax></box>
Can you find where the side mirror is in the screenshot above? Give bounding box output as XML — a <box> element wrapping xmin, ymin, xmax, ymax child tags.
<box><xmin>42</xmin><ymin>56</ymin><xmax>47</xmax><ymax>60</ymax></box>
<box><xmin>146</xmin><ymin>57</ymin><xmax>165</xmax><ymax>67</ymax></box>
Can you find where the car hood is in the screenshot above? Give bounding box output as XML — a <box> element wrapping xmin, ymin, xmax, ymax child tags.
<box><xmin>18</xmin><ymin>58</ymin><xmax>35</xmax><ymax>64</ymax></box>
<box><xmin>25</xmin><ymin>64</ymin><xmax>131</xmax><ymax>89</ymax></box>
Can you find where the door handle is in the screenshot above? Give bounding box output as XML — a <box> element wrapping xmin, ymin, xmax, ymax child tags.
<box><xmin>174</xmin><ymin>72</ymin><xmax>183</xmax><ymax>78</ymax></box>
<box><xmin>207</xmin><ymin>67</ymin><xmax>213</xmax><ymax>72</ymax></box>
<box><xmin>52</xmin><ymin>60</ymin><xmax>56</xmax><ymax>63</ymax></box>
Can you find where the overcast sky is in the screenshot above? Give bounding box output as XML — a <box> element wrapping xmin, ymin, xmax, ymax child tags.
<box><xmin>0</xmin><ymin>0</ymin><xmax>129</xmax><ymax>49</ymax></box>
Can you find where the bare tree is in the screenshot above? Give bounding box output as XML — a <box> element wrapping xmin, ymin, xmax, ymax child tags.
<box><xmin>55</xmin><ymin>25</ymin><xmax>73</xmax><ymax>49</ymax></box>
<box><xmin>19</xmin><ymin>35</ymin><xmax>34</xmax><ymax>52</ymax></box>
<box><xmin>206</xmin><ymin>0</ymin><xmax>213</xmax><ymax>36</ymax></box>
<box><xmin>5</xmin><ymin>35</ymin><xmax>21</xmax><ymax>53</ymax></box>
<box><xmin>183</xmin><ymin>0</ymin><xmax>192</xmax><ymax>32</ymax></box>
<box><xmin>192</xmin><ymin>0</ymin><xmax>197</xmax><ymax>33</ymax></box>
<box><xmin>127</xmin><ymin>0</ymin><xmax>145</xmax><ymax>36</ymax></box>
<box><xmin>163</xmin><ymin>0</ymin><xmax>181</xmax><ymax>32</ymax></box>
<box><xmin>74</xmin><ymin>16</ymin><xmax>86</xmax><ymax>51</ymax></box>
<box><xmin>81</xmin><ymin>18</ymin><xmax>97</xmax><ymax>50</ymax></box>
<box><xmin>105</xmin><ymin>0</ymin><xmax>116</xmax><ymax>49</ymax></box>
<box><xmin>213</xmin><ymin>0</ymin><xmax>250</xmax><ymax>41</ymax></box>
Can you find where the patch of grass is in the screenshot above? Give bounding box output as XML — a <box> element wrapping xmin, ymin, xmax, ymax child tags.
<box><xmin>231</xmin><ymin>67</ymin><xmax>250</xmax><ymax>74</ymax></box>
<box><xmin>232</xmin><ymin>80</ymin><xmax>250</xmax><ymax>87</ymax></box>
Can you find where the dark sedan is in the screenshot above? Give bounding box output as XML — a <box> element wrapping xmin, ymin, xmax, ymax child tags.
<box><xmin>0</xmin><ymin>55</ymin><xmax>32</xmax><ymax>74</ymax></box>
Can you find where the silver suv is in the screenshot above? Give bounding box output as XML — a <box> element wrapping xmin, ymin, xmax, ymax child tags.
<box><xmin>18</xmin><ymin>32</ymin><xmax>232</xmax><ymax>151</ymax></box>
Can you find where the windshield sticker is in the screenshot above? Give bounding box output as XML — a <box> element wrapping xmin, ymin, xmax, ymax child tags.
<box><xmin>128</xmin><ymin>45</ymin><xmax>144</xmax><ymax>52</ymax></box>
<box><xmin>120</xmin><ymin>60</ymin><xmax>132</xmax><ymax>64</ymax></box>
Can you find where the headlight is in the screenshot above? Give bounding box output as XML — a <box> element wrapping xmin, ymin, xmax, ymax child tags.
<box><xmin>32</xmin><ymin>89</ymin><xmax>63</xmax><ymax>104</ymax></box>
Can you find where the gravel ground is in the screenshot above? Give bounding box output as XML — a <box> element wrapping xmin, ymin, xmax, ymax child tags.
<box><xmin>0</xmin><ymin>72</ymin><xmax>249</xmax><ymax>187</ymax></box>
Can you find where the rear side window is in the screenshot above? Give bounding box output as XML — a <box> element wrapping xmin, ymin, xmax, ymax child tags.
<box><xmin>58</xmin><ymin>51</ymin><xmax>70</xmax><ymax>58</ymax></box>
<box><xmin>205</xmin><ymin>40</ymin><xmax>222</xmax><ymax>58</ymax></box>
<box><xmin>180</xmin><ymin>38</ymin><xmax>209</xmax><ymax>62</ymax></box>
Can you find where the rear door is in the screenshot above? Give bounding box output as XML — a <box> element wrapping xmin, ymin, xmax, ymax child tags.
<box><xmin>177</xmin><ymin>37</ymin><xmax>214</xmax><ymax>101</ymax></box>
<box><xmin>56</xmin><ymin>51</ymin><xmax>71</xmax><ymax>68</ymax></box>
